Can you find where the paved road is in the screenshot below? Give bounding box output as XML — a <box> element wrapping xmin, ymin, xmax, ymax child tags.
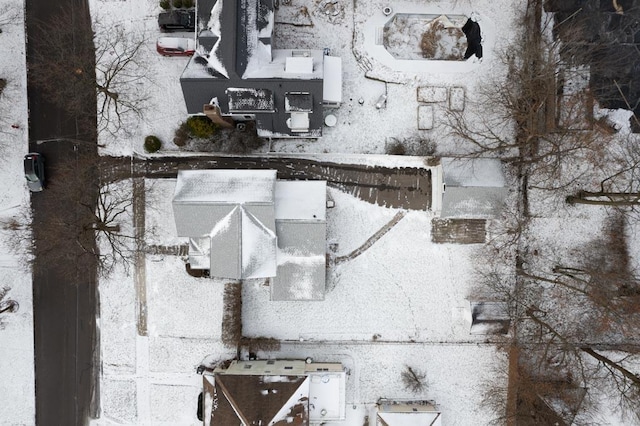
<box><xmin>102</xmin><ymin>155</ymin><xmax>433</xmax><ymax>210</ymax></box>
<box><xmin>26</xmin><ymin>0</ymin><xmax>99</xmax><ymax>424</ymax></box>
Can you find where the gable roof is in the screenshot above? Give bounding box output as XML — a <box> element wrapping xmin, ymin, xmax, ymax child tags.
<box><xmin>208</xmin><ymin>374</ymin><xmax>309</xmax><ymax>425</ymax></box>
<box><xmin>173</xmin><ymin>170</ymin><xmax>277</xmax><ymax>279</ymax></box>
<box><xmin>203</xmin><ymin>361</ymin><xmax>346</xmax><ymax>425</ymax></box>
<box><xmin>181</xmin><ymin>0</ymin><xmax>329</xmax><ymax>138</ymax></box>
<box><xmin>377</xmin><ymin>401</ymin><xmax>442</xmax><ymax>426</ymax></box>
<box><xmin>440</xmin><ymin>158</ymin><xmax>508</xmax><ymax>218</ymax></box>
<box><xmin>172</xmin><ymin>171</ymin><xmax>327</xmax><ymax>292</ymax></box>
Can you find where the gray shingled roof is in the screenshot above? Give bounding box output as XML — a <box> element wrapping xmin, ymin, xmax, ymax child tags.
<box><xmin>172</xmin><ymin>170</ymin><xmax>277</xmax><ymax>279</ymax></box>
<box><xmin>273</xmin><ymin>221</ymin><xmax>326</xmax><ymax>301</ymax></box>
<box><xmin>180</xmin><ymin>0</ymin><xmax>325</xmax><ymax>137</ymax></box>
<box><xmin>440</xmin><ymin>158</ymin><xmax>508</xmax><ymax>218</ymax></box>
<box><xmin>172</xmin><ymin>171</ymin><xmax>327</xmax><ymax>295</ymax></box>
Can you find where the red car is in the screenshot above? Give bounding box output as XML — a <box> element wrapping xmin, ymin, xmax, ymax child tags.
<box><xmin>156</xmin><ymin>37</ymin><xmax>196</xmax><ymax>56</ymax></box>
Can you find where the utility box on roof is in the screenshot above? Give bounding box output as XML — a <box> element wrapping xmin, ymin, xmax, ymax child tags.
<box><xmin>323</xmin><ymin>55</ymin><xmax>343</xmax><ymax>107</ymax></box>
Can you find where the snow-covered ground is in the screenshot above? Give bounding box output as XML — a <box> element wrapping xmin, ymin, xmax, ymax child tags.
<box><xmin>94</xmin><ymin>177</ymin><xmax>506</xmax><ymax>425</ymax></box>
<box><xmin>0</xmin><ymin>0</ymin><xmax>35</xmax><ymax>424</ymax></box>
<box><xmin>1</xmin><ymin>0</ymin><xmax>637</xmax><ymax>424</ymax></box>
<box><xmin>92</xmin><ymin>0</ymin><xmax>525</xmax><ymax>158</ymax></box>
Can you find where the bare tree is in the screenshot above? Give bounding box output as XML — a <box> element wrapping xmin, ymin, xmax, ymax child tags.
<box><xmin>481</xmin><ymin>214</ymin><xmax>640</xmax><ymax>423</ymax></box>
<box><xmin>30</xmin><ymin>7</ymin><xmax>149</xmax><ymax>138</ymax></box>
<box><xmin>567</xmin><ymin>135</ymin><xmax>640</xmax><ymax>210</ymax></box>
<box><xmin>34</xmin><ymin>150</ymin><xmax>141</xmax><ymax>278</ymax></box>
<box><xmin>485</xmin><ymin>346</ymin><xmax>591</xmax><ymax>426</ymax></box>
<box><xmin>445</xmin><ymin>8</ymin><xmax>618</xmax><ymax>193</ymax></box>
<box><xmin>401</xmin><ymin>365</ymin><xmax>427</xmax><ymax>393</ymax></box>
<box><xmin>0</xmin><ymin>286</ymin><xmax>19</xmax><ymax>317</ymax></box>
<box><xmin>474</xmin><ymin>202</ymin><xmax>640</xmax><ymax>422</ymax></box>
<box><xmin>93</xmin><ymin>18</ymin><xmax>150</xmax><ymax>137</ymax></box>
<box><xmin>467</xmin><ymin>2</ymin><xmax>640</xmax><ymax>422</ymax></box>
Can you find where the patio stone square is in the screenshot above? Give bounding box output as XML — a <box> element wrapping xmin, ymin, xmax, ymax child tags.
<box><xmin>450</xmin><ymin>87</ymin><xmax>466</xmax><ymax>111</ymax></box>
<box><xmin>417</xmin><ymin>86</ymin><xmax>448</xmax><ymax>103</ymax></box>
<box><xmin>418</xmin><ymin>105</ymin><xmax>434</xmax><ymax>130</ymax></box>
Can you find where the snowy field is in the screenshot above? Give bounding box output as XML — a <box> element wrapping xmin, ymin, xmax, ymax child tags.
<box><xmin>68</xmin><ymin>0</ymin><xmax>589</xmax><ymax>425</ymax></box>
<box><xmin>0</xmin><ymin>0</ymin><xmax>35</xmax><ymax>424</ymax></box>
<box><xmin>94</xmin><ymin>177</ymin><xmax>506</xmax><ymax>425</ymax></box>
<box><xmin>1</xmin><ymin>0</ymin><xmax>637</xmax><ymax>424</ymax></box>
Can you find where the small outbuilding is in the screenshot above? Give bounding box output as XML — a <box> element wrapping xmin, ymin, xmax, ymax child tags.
<box><xmin>376</xmin><ymin>399</ymin><xmax>442</xmax><ymax>426</ymax></box>
<box><xmin>432</xmin><ymin>158</ymin><xmax>508</xmax><ymax>218</ymax></box>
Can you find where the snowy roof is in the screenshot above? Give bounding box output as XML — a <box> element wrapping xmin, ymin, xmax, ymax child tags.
<box><xmin>173</xmin><ymin>170</ymin><xmax>277</xmax><ymax>279</ymax></box>
<box><xmin>205</xmin><ymin>374</ymin><xmax>310</xmax><ymax>426</ymax></box>
<box><xmin>441</xmin><ymin>187</ymin><xmax>508</xmax><ymax>218</ymax></box>
<box><xmin>440</xmin><ymin>158</ymin><xmax>508</xmax><ymax>218</ymax></box>
<box><xmin>307</xmin><ymin>370</ymin><xmax>347</xmax><ymax>421</ymax></box>
<box><xmin>322</xmin><ymin>55</ymin><xmax>343</xmax><ymax>104</ymax></box>
<box><xmin>441</xmin><ymin>158</ymin><xmax>506</xmax><ymax>187</ymax></box>
<box><xmin>272</xmin><ymin>181</ymin><xmax>327</xmax><ymax>301</ymax></box>
<box><xmin>244</xmin><ymin>49</ymin><xmax>324</xmax><ymax>79</ymax></box>
<box><xmin>285</xmin><ymin>56</ymin><xmax>314</xmax><ymax>74</ymax></box>
<box><xmin>273</xmin><ymin>222</ymin><xmax>326</xmax><ymax>301</ymax></box>
<box><xmin>172</xmin><ymin>171</ymin><xmax>326</xmax><ymax>286</ymax></box>
<box><xmin>173</xmin><ymin>169</ymin><xmax>276</xmax><ymax>204</ymax></box>
<box><xmin>203</xmin><ymin>361</ymin><xmax>345</xmax><ymax>425</ymax></box>
<box><xmin>274</xmin><ymin>181</ymin><xmax>326</xmax><ymax>221</ymax></box>
<box><xmin>377</xmin><ymin>401</ymin><xmax>442</xmax><ymax>426</ymax></box>
<box><xmin>180</xmin><ymin>0</ymin><xmax>334</xmax><ymax>138</ymax></box>
<box><xmin>195</xmin><ymin>0</ymin><xmax>275</xmax><ymax>79</ymax></box>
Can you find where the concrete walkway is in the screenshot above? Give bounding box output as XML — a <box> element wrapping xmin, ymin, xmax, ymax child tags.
<box><xmin>334</xmin><ymin>211</ymin><xmax>406</xmax><ymax>264</ymax></box>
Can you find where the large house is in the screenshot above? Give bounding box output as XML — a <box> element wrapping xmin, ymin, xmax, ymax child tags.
<box><xmin>172</xmin><ymin>169</ymin><xmax>327</xmax><ymax>301</ymax></box>
<box><xmin>180</xmin><ymin>0</ymin><xmax>342</xmax><ymax>138</ymax></box>
<box><xmin>202</xmin><ymin>360</ymin><xmax>346</xmax><ymax>425</ymax></box>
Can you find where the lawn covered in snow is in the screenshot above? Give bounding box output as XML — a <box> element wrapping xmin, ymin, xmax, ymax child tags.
<box><xmin>0</xmin><ymin>0</ymin><xmax>35</xmax><ymax>423</ymax></box>
<box><xmin>91</xmin><ymin>175</ymin><xmax>506</xmax><ymax>425</ymax></box>
<box><xmin>0</xmin><ymin>0</ymin><xmax>636</xmax><ymax>423</ymax></box>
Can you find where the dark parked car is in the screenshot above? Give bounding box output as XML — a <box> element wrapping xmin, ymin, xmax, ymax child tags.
<box><xmin>158</xmin><ymin>10</ymin><xmax>195</xmax><ymax>32</ymax></box>
<box><xmin>196</xmin><ymin>392</ymin><xmax>203</xmax><ymax>421</ymax></box>
<box><xmin>24</xmin><ymin>152</ymin><xmax>45</xmax><ymax>192</ymax></box>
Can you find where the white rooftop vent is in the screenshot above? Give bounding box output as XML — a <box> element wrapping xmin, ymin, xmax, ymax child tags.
<box><xmin>322</xmin><ymin>56</ymin><xmax>342</xmax><ymax>106</ymax></box>
<box><xmin>287</xmin><ymin>112</ymin><xmax>310</xmax><ymax>132</ymax></box>
<box><xmin>286</xmin><ymin>56</ymin><xmax>313</xmax><ymax>74</ymax></box>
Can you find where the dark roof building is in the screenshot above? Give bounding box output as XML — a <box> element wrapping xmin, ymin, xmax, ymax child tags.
<box><xmin>202</xmin><ymin>360</ymin><xmax>346</xmax><ymax>425</ymax></box>
<box><xmin>181</xmin><ymin>0</ymin><xmax>342</xmax><ymax>138</ymax></box>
